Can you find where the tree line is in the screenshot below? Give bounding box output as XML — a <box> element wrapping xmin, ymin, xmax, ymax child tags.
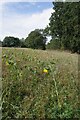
<box><xmin>1</xmin><ymin>29</ymin><xmax>46</xmax><ymax>50</ymax></box>
<box><xmin>0</xmin><ymin>2</ymin><xmax>80</xmax><ymax>53</ymax></box>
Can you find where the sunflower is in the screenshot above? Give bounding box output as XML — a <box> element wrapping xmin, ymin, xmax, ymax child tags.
<box><xmin>43</xmin><ymin>68</ymin><xmax>48</xmax><ymax>73</ymax></box>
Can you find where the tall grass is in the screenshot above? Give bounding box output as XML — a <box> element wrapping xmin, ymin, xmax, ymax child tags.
<box><xmin>2</xmin><ymin>47</ymin><xmax>80</xmax><ymax>119</ymax></box>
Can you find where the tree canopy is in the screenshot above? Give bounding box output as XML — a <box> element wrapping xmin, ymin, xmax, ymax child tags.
<box><xmin>25</xmin><ymin>29</ymin><xmax>46</xmax><ymax>50</ymax></box>
<box><xmin>2</xmin><ymin>36</ymin><xmax>21</xmax><ymax>47</ymax></box>
<box><xmin>0</xmin><ymin>41</ymin><xmax>2</xmax><ymax>47</ymax></box>
<box><xmin>47</xmin><ymin>2</ymin><xmax>80</xmax><ymax>53</ymax></box>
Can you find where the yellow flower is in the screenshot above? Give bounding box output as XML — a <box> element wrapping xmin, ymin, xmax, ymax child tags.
<box><xmin>43</xmin><ymin>68</ymin><xmax>48</xmax><ymax>73</ymax></box>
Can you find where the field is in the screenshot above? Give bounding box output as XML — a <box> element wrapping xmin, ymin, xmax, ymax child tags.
<box><xmin>2</xmin><ymin>47</ymin><xmax>80</xmax><ymax>119</ymax></box>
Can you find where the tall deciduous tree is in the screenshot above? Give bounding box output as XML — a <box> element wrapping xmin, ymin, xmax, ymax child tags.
<box><xmin>25</xmin><ymin>29</ymin><xmax>46</xmax><ymax>50</ymax></box>
<box><xmin>48</xmin><ymin>2</ymin><xmax>80</xmax><ymax>53</ymax></box>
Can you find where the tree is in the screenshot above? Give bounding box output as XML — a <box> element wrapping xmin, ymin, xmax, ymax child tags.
<box><xmin>20</xmin><ymin>38</ymin><xmax>26</xmax><ymax>48</ymax></box>
<box><xmin>25</xmin><ymin>29</ymin><xmax>46</xmax><ymax>50</ymax></box>
<box><xmin>46</xmin><ymin>38</ymin><xmax>61</xmax><ymax>50</ymax></box>
<box><xmin>2</xmin><ymin>36</ymin><xmax>21</xmax><ymax>47</ymax></box>
<box><xmin>48</xmin><ymin>2</ymin><xmax>80</xmax><ymax>53</ymax></box>
<box><xmin>0</xmin><ymin>41</ymin><xmax>2</xmax><ymax>47</ymax></box>
<box><xmin>49</xmin><ymin>2</ymin><xmax>64</xmax><ymax>46</ymax></box>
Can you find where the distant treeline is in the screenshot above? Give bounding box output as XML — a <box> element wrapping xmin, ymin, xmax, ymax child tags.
<box><xmin>1</xmin><ymin>2</ymin><xmax>80</xmax><ymax>53</ymax></box>
<box><xmin>1</xmin><ymin>29</ymin><xmax>46</xmax><ymax>50</ymax></box>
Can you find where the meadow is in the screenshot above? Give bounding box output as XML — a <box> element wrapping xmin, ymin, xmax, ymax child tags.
<box><xmin>2</xmin><ymin>47</ymin><xmax>80</xmax><ymax>119</ymax></box>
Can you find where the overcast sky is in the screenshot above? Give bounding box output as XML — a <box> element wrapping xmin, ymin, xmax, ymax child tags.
<box><xmin>0</xmin><ymin>1</ymin><xmax>54</xmax><ymax>41</ymax></box>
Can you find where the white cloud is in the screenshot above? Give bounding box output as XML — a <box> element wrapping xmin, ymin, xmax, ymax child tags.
<box><xmin>1</xmin><ymin>8</ymin><xmax>53</xmax><ymax>40</ymax></box>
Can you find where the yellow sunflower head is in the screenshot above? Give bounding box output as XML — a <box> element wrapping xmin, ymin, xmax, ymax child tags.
<box><xmin>43</xmin><ymin>68</ymin><xmax>48</xmax><ymax>73</ymax></box>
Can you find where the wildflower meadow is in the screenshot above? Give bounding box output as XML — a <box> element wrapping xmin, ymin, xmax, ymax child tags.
<box><xmin>2</xmin><ymin>47</ymin><xmax>80</xmax><ymax>119</ymax></box>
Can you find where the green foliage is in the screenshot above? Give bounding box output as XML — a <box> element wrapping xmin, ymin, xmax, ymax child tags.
<box><xmin>2</xmin><ymin>36</ymin><xmax>21</xmax><ymax>47</ymax></box>
<box><xmin>2</xmin><ymin>48</ymin><xmax>80</xmax><ymax>119</ymax></box>
<box><xmin>43</xmin><ymin>25</ymin><xmax>51</xmax><ymax>36</ymax></box>
<box><xmin>0</xmin><ymin>41</ymin><xmax>2</xmax><ymax>47</ymax></box>
<box><xmin>48</xmin><ymin>2</ymin><xmax>80</xmax><ymax>53</ymax></box>
<box><xmin>25</xmin><ymin>29</ymin><xmax>46</xmax><ymax>50</ymax></box>
<box><xmin>46</xmin><ymin>39</ymin><xmax>61</xmax><ymax>50</ymax></box>
<box><xmin>20</xmin><ymin>38</ymin><xmax>26</xmax><ymax>48</ymax></box>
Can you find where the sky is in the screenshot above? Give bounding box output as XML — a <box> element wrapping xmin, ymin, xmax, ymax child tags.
<box><xmin>0</xmin><ymin>1</ymin><xmax>54</xmax><ymax>41</ymax></box>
